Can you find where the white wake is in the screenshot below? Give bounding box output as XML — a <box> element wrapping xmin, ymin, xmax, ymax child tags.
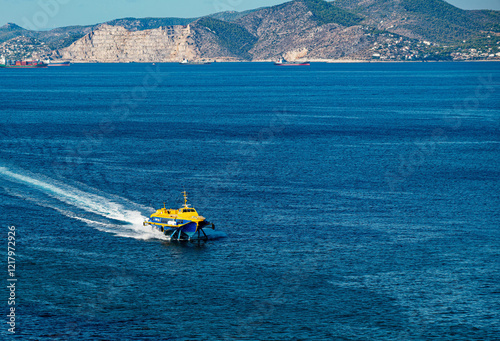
<box><xmin>0</xmin><ymin>166</ymin><xmax>167</xmax><ymax>240</ymax></box>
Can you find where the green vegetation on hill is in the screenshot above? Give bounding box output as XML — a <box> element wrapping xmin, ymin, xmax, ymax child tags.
<box><xmin>209</xmin><ymin>9</ymin><xmax>261</xmax><ymax>22</ymax></box>
<box><xmin>47</xmin><ymin>33</ymin><xmax>83</xmax><ymax>50</ymax></box>
<box><xmin>402</xmin><ymin>0</ymin><xmax>467</xmax><ymax>24</ymax></box>
<box><xmin>197</xmin><ymin>18</ymin><xmax>257</xmax><ymax>59</ymax></box>
<box><xmin>0</xmin><ymin>24</ymin><xmax>29</xmax><ymax>44</ymax></box>
<box><xmin>333</xmin><ymin>0</ymin><xmax>499</xmax><ymax>45</ymax></box>
<box><xmin>471</xmin><ymin>10</ymin><xmax>500</xmax><ymax>32</ymax></box>
<box><xmin>106</xmin><ymin>17</ymin><xmax>194</xmax><ymax>31</ymax></box>
<box><xmin>302</xmin><ymin>0</ymin><xmax>363</xmax><ymax>26</ymax></box>
<box><xmin>400</xmin><ymin>0</ymin><xmax>496</xmax><ymax>42</ymax></box>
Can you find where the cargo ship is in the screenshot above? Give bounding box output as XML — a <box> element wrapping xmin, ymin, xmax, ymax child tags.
<box><xmin>0</xmin><ymin>57</ymin><xmax>47</xmax><ymax>68</ymax></box>
<box><xmin>274</xmin><ymin>57</ymin><xmax>310</xmax><ymax>66</ymax></box>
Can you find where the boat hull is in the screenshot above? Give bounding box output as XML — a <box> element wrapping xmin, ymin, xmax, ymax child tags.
<box><xmin>274</xmin><ymin>62</ymin><xmax>310</xmax><ymax>66</ymax></box>
<box><xmin>48</xmin><ymin>62</ymin><xmax>71</xmax><ymax>67</ymax></box>
<box><xmin>0</xmin><ymin>64</ymin><xmax>47</xmax><ymax>68</ymax></box>
<box><xmin>179</xmin><ymin>62</ymin><xmax>211</xmax><ymax>65</ymax></box>
<box><xmin>146</xmin><ymin>220</ymin><xmax>213</xmax><ymax>240</ymax></box>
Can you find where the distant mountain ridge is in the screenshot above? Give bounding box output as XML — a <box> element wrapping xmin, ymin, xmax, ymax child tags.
<box><xmin>1</xmin><ymin>0</ymin><xmax>499</xmax><ymax>62</ymax></box>
<box><xmin>0</xmin><ymin>8</ymin><xmax>261</xmax><ymax>52</ymax></box>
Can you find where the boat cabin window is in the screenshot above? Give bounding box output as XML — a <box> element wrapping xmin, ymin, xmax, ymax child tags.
<box><xmin>181</xmin><ymin>208</ymin><xmax>196</xmax><ymax>213</ymax></box>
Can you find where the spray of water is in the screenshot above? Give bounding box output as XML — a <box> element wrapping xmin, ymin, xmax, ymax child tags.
<box><xmin>0</xmin><ymin>166</ymin><xmax>167</xmax><ymax>240</ymax></box>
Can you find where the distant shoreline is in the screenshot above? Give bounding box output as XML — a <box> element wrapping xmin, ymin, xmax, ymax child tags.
<box><xmin>65</xmin><ymin>59</ymin><xmax>500</xmax><ymax>64</ymax></box>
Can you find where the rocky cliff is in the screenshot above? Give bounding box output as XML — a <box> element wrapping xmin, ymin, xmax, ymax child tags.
<box><xmin>55</xmin><ymin>21</ymin><xmax>250</xmax><ymax>62</ymax></box>
<box><xmin>56</xmin><ymin>24</ymin><xmax>199</xmax><ymax>63</ymax></box>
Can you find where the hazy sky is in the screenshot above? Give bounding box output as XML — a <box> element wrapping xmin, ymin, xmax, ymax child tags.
<box><xmin>2</xmin><ymin>0</ymin><xmax>500</xmax><ymax>30</ymax></box>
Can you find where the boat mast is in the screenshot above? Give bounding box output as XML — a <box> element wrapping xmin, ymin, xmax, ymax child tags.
<box><xmin>183</xmin><ymin>191</ymin><xmax>189</xmax><ymax>208</ymax></box>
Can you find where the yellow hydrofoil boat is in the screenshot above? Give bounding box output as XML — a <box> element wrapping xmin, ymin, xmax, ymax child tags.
<box><xmin>144</xmin><ymin>192</ymin><xmax>215</xmax><ymax>240</ymax></box>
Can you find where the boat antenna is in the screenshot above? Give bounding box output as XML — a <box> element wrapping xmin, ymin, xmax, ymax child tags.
<box><xmin>183</xmin><ymin>190</ymin><xmax>188</xmax><ymax>208</ymax></box>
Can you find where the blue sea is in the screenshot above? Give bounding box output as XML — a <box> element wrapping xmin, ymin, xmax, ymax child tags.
<box><xmin>0</xmin><ymin>62</ymin><xmax>499</xmax><ymax>340</ymax></box>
